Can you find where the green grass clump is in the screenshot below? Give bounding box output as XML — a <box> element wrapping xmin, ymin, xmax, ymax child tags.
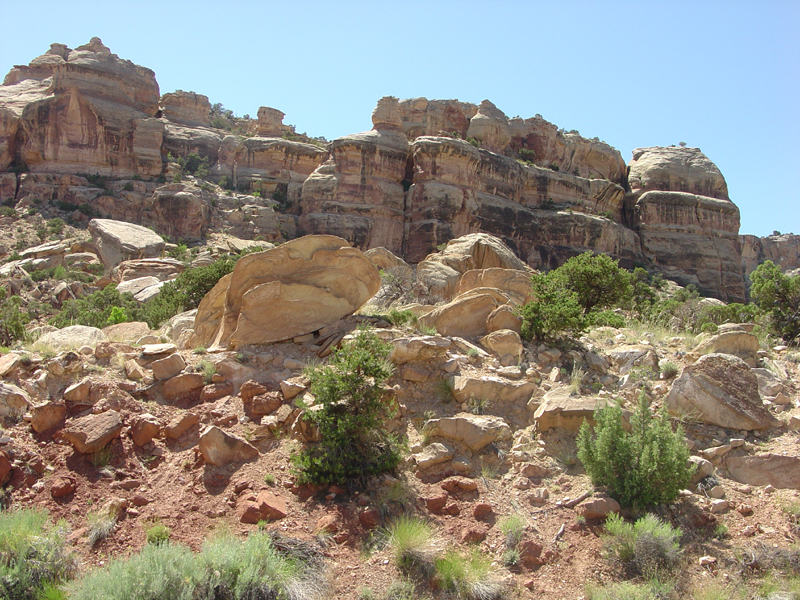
<box><xmin>603</xmin><ymin>513</ymin><xmax>681</xmax><ymax>577</ymax></box>
<box><xmin>434</xmin><ymin>548</ymin><xmax>503</xmax><ymax>600</ymax></box>
<box><xmin>87</xmin><ymin>508</ymin><xmax>118</xmax><ymax>547</ymax></box>
<box><xmin>659</xmin><ymin>361</ymin><xmax>679</xmax><ymax>379</ymax></box>
<box><xmin>385</xmin><ymin>516</ymin><xmax>437</xmax><ymax>574</ymax></box>
<box><xmin>0</xmin><ymin>508</ymin><xmax>76</xmax><ymax>600</ymax></box>
<box><xmin>498</xmin><ymin>514</ymin><xmax>526</xmax><ymax>548</ymax></box>
<box><xmin>198</xmin><ymin>360</ymin><xmax>217</xmax><ymax>384</ymax></box>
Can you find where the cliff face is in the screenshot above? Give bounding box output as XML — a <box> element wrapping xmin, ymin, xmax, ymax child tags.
<box><xmin>626</xmin><ymin>147</ymin><xmax>744</xmax><ymax>302</ymax></box>
<box><xmin>0</xmin><ymin>42</ymin><xmax>775</xmax><ymax>302</ymax></box>
<box><xmin>1</xmin><ymin>38</ymin><xmax>164</xmax><ymax>178</ymax></box>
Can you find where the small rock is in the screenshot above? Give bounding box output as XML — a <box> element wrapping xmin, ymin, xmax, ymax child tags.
<box><xmin>461</xmin><ymin>526</ymin><xmax>487</xmax><ymax>543</ymax></box>
<box><xmin>198</xmin><ymin>426</ymin><xmax>259</xmax><ymax>467</ymax></box>
<box><xmin>710</xmin><ymin>499</ymin><xmax>729</xmax><ymax>514</ymax></box>
<box><xmin>699</xmin><ymin>555</ymin><xmax>717</xmax><ymax>567</ymax></box>
<box><xmin>576</xmin><ymin>496</ymin><xmax>621</xmax><ymax>519</ymax></box>
<box><xmin>164</xmin><ymin>412</ymin><xmax>199</xmax><ymax>439</ymax></box>
<box><xmin>473</xmin><ymin>503</ymin><xmax>493</xmax><ymax>520</ymax></box>
<box><xmin>50</xmin><ymin>476</ymin><xmax>76</xmax><ymax>498</ymax></box>
<box><xmin>528</xmin><ymin>488</ymin><xmax>550</xmax><ymax>506</ymax></box>
<box><xmin>359</xmin><ymin>508</ymin><xmax>380</xmax><ymax>529</ymax></box>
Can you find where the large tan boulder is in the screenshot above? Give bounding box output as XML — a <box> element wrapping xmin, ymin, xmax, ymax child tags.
<box><xmin>419</xmin><ymin>288</ymin><xmax>511</xmax><ymax>338</ymax></box>
<box><xmin>479</xmin><ymin>329</ymin><xmax>523</xmax><ymax>366</ymax></box>
<box><xmin>112</xmin><ymin>258</ymin><xmax>185</xmax><ymax>282</ymax></box>
<box><xmin>466</xmin><ymin>100</ymin><xmax>511</xmax><ymax>153</ymax></box>
<box><xmin>426</xmin><ymin>413</ymin><xmax>512</xmax><ymax>451</ymax></box>
<box><xmin>666</xmin><ymin>353</ymin><xmax>778</xmax><ymax>430</ymax></box>
<box><xmin>725</xmin><ymin>454</ymin><xmax>800</xmax><ymax>490</ymax></box>
<box><xmin>534</xmin><ymin>388</ymin><xmax>610</xmax><ymax>432</ymax></box>
<box><xmin>199</xmin><ymin>426</ymin><xmax>259</xmax><ymax>466</ymax></box>
<box><xmin>688</xmin><ymin>326</ymin><xmax>759</xmax><ymax>367</ymax></box>
<box><xmin>456</xmin><ymin>268</ymin><xmax>533</xmax><ymax>305</ymax></box>
<box><xmin>450</xmin><ymin>375</ymin><xmax>535</xmax><ymax>405</ymax></box>
<box><xmin>389</xmin><ymin>336</ymin><xmax>452</xmax><ymax>365</ymax></box>
<box><xmin>88</xmin><ymin>219</ymin><xmax>166</xmax><ymax>270</ymax></box>
<box><xmin>194</xmin><ymin>236</ymin><xmax>380</xmax><ymax>349</ymax></box>
<box><xmin>38</xmin><ymin>325</ymin><xmax>107</xmax><ymax>350</ymax></box>
<box><xmin>628</xmin><ymin>146</ymin><xmax>729</xmax><ymax>200</ymax></box>
<box><xmin>62</xmin><ymin>410</ymin><xmax>123</xmax><ymax>454</ymax></box>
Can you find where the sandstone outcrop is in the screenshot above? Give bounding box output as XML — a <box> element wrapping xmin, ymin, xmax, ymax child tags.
<box><xmin>0</xmin><ymin>40</ymin><xmax>771</xmax><ymax>301</ymax></box>
<box><xmin>627</xmin><ymin>147</ymin><xmax>744</xmax><ymax>302</ymax></box>
<box><xmin>160</xmin><ymin>91</ymin><xmax>211</xmax><ymax>127</ymax></box>
<box><xmin>2</xmin><ymin>38</ymin><xmax>163</xmax><ymax>178</ymax></box>
<box><xmin>194</xmin><ymin>235</ymin><xmax>380</xmax><ymax>349</ymax></box>
<box><xmin>299</xmin><ymin>97</ymin><xmax>409</xmax><ymax>254</ymax></box>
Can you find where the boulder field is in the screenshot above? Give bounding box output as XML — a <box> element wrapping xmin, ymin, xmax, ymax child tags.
<box><xmin>0</xmin><ymin>39</ymin><xmax>796</xmax><ymax>301</ymax></box>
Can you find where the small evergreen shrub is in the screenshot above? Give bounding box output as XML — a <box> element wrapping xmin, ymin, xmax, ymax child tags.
<box><xmin>293</xmin><ymin>328</ymin><xmax>401</xmax><ymax>484</ymax></box>
<box><xmin>518</xmin><ymin>273</ymin><xmax>586</xmax><ymax>342</ymax></box>
<box><xmin>589</xmin><ymin>309</ymin><xmax>626</xmax><ymax>329</ymax></box>
<box><xmin>577</xmin><ymin>392</ymin><xmax>693</xmax><ymax>509</ymax></box>
<box><xmin>603</xmin><ymin>513</ymin><xmax>682</xmax><ymax>577</ymax></box>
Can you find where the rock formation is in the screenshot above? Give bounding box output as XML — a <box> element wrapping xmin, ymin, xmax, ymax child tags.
<box><xmin>1</xmin><ymin>38</ymin><xmax>163</xmax><ymax>178</ymax></box>
<box><xmin>193</xmin><ymin>235</ymin><xmax>380</xmax><ymax>349</ymax></box>
<box><xmin>626</xmin><ymin>146</ymin><xmax>745</xmax><ymax>302</ymax></box>
<box><xmin>0</xmin><ymin>41</ymin><xmax>781</xmax><ymax>301</ymax></box>
<box><xmin>298</xmin><ymin>96</ymin><xmax>409</xmax><ymax>254</ymax></box>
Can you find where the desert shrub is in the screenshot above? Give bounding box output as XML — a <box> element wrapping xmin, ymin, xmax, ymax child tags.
<box><xmin>145</xmin><ymin>523</ymin><xmax>171</xmax><ymax>545</ymax></box>
<box><xmin>577</xmin><ymin>392</ymin><xmax>693</xmax><ymax>509</ymax></box>
<box><xmin>0</xmin><ymin>288</ymin><xmax>29</xmax><ymax>346</ymax></box>
<box><xmin>69</xmin><ymin>531</ymin><xmax>326</xmax><ymax>600</ymax></box>
<box><xmin>589</xmin><ymin>309</ymin><xmax>626</xmax><ymax>329</ymax></box>
<box><xmin>293</xmin><ymin>328</ymin><xmax>401</xmax><ymax>484</ymax></box>
<box><xmin>750</xmin><ymin>260</ymin><xmax>800</xmax><ymax>343</ymax></box>
<box><xmin>48</xmin><ymin>218</ymin><xmax>65</xmax><ymax>236</ymax></box>
<box><xmin>196</xmin><ymin>530</ymin><xmax>326</xmax><ymax>600</ymax></box>
<box><xmin>518</xmin><ymin>272</ymin><xmax>586</xmax><ymax>342</ymax></box>
<box><xmin>0</xmin><ymin>206</ymin><xmax>15</xmax><ymax>217</ymax></box>
<box><xmin>518</xmin><ymin>148</ymin><xmax>536</xmax><ymax>164</ymax></box>
<box><xmin>586</xmin><ymin>580</ymin><xmax>671</xmax><ymax>600</ymax></box>
<box><xmin>383</xmin><ymin>308</ymin><xmax>418</xmax><ymax>328</ymax></box>
<box><xmin>603</xmin><ymin>513</ymin><xmax>682</xmax><ymax>577</ymax></box>
<box><xmin>385</xmin><ymin>516</ymin><xmax>437</xmax><ymax>574</ymax></box>
<box><xmin>139</xmin><ymin>256</ymin><xmax>235</xmax><ymax>328</ymax></box>
<box><xmin>434</xmin><ymin>548</ymin><xmax>503</xmax><ymax>600</ymax></box>
<box><xmin>50</xmin><ymin>285</ymin><xmax>139</xmax><ymax>329</ymax></box>
<box><xmin>198</xmin><ymin>360</ymin><xmax>217</xmax><ymax>384</ymax></box>
<box><xmin>67</xmin><ymin>541</ymin><xmax>199</xmax><ymax>600</ymax></box>
<box><xmin>0</xmin><ymin>508</ymin><xmax>75</xmax><ymax>600</ymax></box>
<box><xmin>167</xmin><ymin>242</ymin><xmax>188</xmax><ymax>262</ymax></box>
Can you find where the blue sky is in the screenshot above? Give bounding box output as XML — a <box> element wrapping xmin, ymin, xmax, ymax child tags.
<box><xmin>2</xmin><ymin>0</ymin><xmax>797</xmax><ymax>237</ymax></box>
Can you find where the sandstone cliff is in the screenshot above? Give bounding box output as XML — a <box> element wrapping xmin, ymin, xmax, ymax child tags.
<box><xmin>626</xmin><ymin>146</ymin><xmax>744</xmax><ymax>302</ymax></box>
<box><xmin>0</xmin><ymin>41</ymin><xmax>772</xmax><ymax>302</ymax></box>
